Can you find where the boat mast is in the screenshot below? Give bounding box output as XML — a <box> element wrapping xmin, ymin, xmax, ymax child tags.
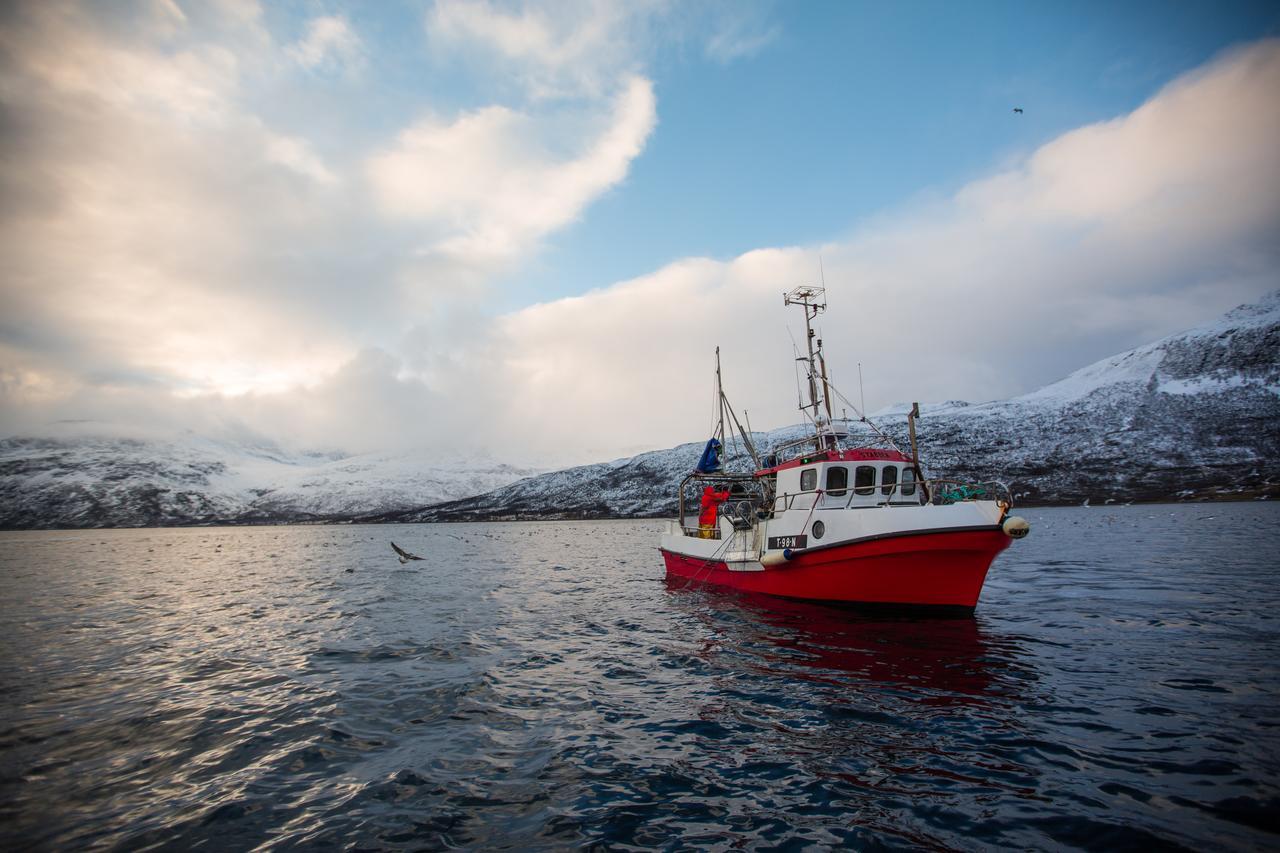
<box><xmin>713</xmin><ymin>345</ymin><xmax>761</xmax><ymax>469</ymax></box>
<box><xmin>818</xmin><ymin>348</ymin><xmax>834</xmax><ymax>423</ymax></box>
<box><xmin>775</xmin><ymin>285</ymin><xmax>906</xmax><ymax>457</ymax></box>
<box><xmin>714</xmin><ymin>346</ymin><xmax>726</xmax><ymax>447</ymax></box>
<box><xmin>783</xmin><ymin>285</ymin><xmax>828</xmax><ymax>449</ymax></box>
<box><xmin>907</xmin><ymin>401</ymin><xmax>930</xmax><ymax>502</ymax></box>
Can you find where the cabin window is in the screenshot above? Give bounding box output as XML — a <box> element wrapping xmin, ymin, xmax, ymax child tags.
<box><xmin>800</xmin><ymin>468</ymin><xmax>817</xmax><ymax>491</ymax></box>
<box><xmin>854</xmin><ymin>465</ymin><xmax>876</xmax><ymax>495</ymax></box>
<box><xmin>881</xmin><ymin>464</ymin><xmax>898</xmax><ymax>496</ymax></box>
<box><xmin>826</xmin><ymin>466</ymin><xmax>848</xmax><ymax>497</ymax></box>
<box><xmin>901</xmin><ymin>467</ymin><xmax>917</xmax><ymax>497</ymax></box>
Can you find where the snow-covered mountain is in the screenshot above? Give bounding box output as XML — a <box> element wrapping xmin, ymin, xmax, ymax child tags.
<box><xmin>0</xmin><ymin>423</ymin><xmax>538</xmax><ymax>529</ymax></box>
<box><xmin>3</xmin><ymin>294</ymin><xmax>1276</xmax><ymax>529</ymax></box>
<box><xmin>384</xmin><ymin>292</ymin><xmax>1280</xmax><ymax>522</ymax></box>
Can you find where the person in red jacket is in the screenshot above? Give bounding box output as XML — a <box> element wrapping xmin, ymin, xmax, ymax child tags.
<box><xmin>698</xmin><ymin>485</ymin><xmax>730</xmax><ymax>538</ymax></box>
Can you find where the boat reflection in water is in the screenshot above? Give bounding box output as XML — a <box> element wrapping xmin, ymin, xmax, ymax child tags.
<box><xmin>663</xmin><ymin>577</ymin><xmax>1033</xmax><ymax>707</ymax></box>
<box><xmin>658</xmin><ymin>580</ymin><xmax>1052</xmax><ymax>847</ymax></box>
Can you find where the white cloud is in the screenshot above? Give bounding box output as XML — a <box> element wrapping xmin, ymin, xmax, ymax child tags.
<box><xmin>705</xmin><ymin>27</ymin><xmax>777</xmax><ymax>63</ymax></box>
<box><xmin>471</xmin><ymin>39</ymin><xmax>1280</xmax><ymax>461</ymax></box>
<box><xmin>366</xmin><ymin>74</ymin><xmax>656</xmax><ymax>260</ymax></box>
<box><xmin>426</xmin><ymin>0</ymin><xmax>657</xmax><ymax>99</ymax></box>
<box><xmin>263</xmin><ymin>131</ymin><xmax>338</xmax><ymax>184</ymax></box>
<box><xmin>287</xmin><ymin>15</ymin><xmax>364</xmax><ymax>72</ymax></box>
<box><xmin>8</xmin><ymin>11</ymin><xmax>240</xmax><ymax>125</ymax></box>
<box><xmin>0</xmin><ymin>0</ymin><xmax>661</xmax><ymax>459</ymax></box>
<box><xmin>0</xmin><ymin>2</ymin><xmax>359</xmax><ymax>403</ymax></box>
<box><xmin>209</xmin><ymin>0</ymin><xmax>263</xmax><ymax>27</ymax></box>
<box><xmin>424</xmin><ymin>0</ymin><xmax>779</xmax><ymax>98</ymax></box>
<box><xmin>2</xmin><ymin>1</ymin><xmax>1276</xmax><ymax>470</ymax></box>
<box><xmin>703</xmin><ymin>5</ymin><xmax>779</xmax><ymax>64</ymax></box>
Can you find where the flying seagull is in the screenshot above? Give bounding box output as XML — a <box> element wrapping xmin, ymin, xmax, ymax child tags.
<box><xmin>1012</xmin><ymin>107</ymin><xmax>1024</xmax><ymax>114</ymax></box>
<box><xmin>391</xmin><ymin>541</ymin><xmax>424</xmax><ymax>563</ymax></box>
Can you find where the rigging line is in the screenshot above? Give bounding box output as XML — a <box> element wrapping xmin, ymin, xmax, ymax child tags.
<box><xmin>673</xmin><ymin>528</ymin><xmax>738</xmax><ymax>590</ymax></box>
<box><xmin>718</xmin><ymin>366</ymin><xmax>740</xmax><ymax>461</ymax></box>
<box><xmin>722</xmin><ymin>390</ymin><xmax>760</xmax><ymax>470</ymax></box>
<box><xmin>799</xmin><ymin>489</ymin><xmax>823</xmax><ymax>537</ymax></box>
<box><xmin>824</xmin><ymin>379</ymin><xmax>901</xmax><ymax>450</ymax></box>
<box><xmin>790</xmin><ymin>353</ymin><xmax>804</xmax><ymax>412</ymax></box>
<box><xmin>709</xmin><ymin>351</ymin><xmax>720</xmax><ymax>438</ymax></box>
<box><xmin>723</xmin><ymin>393</ymin><xmax>740</xmax><ymax>460</ymax></box>
<box><xmin>715</xmin><ymin>346</ymin><xmax>728</xmax><ymax>448</ymax></box>
<box><xmin>786</xmin><ymin>326</ymin><xmax>821</xmax><ymax>428</ymax></box>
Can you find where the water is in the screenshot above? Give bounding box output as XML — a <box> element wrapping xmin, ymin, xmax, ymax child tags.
<box><xmin>1</xmin><ymin>504</ymin><xmax>1277</xmax><ymax>850</ymax></box>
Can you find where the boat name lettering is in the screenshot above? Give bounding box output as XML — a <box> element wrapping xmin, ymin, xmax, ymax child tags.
<box><xmin>768</xmin><ymin>535</ymin><xmax>808</xmax><ymax>550</ymax></box>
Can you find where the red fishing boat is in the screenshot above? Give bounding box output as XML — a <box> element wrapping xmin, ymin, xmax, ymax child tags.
<box><xmin>658</xmin><ymin>285</ymin><xmax>1029</xmax><ymax>612</ymax></box>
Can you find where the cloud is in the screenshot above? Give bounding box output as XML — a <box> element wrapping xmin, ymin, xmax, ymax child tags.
<box><xmin>0</xmin><ymin>0</ymin><xmax>662</xmax><ymax>459</ymax></box>
<box><xmin>702</xmin><ymin>5</ymin><xmax>779</xmax><ymax>63</ymax></box>
<box><xmin>0</xmin><ymin>6</ymin><xmax>240</xmax><ymax>125</ymax></box>
<box><xmin>366</xmin><ymin>75</ymin><xmax>656</xmax><ymax>259</ymax></box>
<box><xmin>472</xmin><ymin>38</ymin><xmax>1280</xmax><ymax>460</ymax></box>
<box><xmin>1</xmin><ymin>2</ymin><xmax>1276</xmax><ymax>469</ymax></box>
<box><xmin>424</xmin><ymin>0</ymin><xmax>775</xmax><ymax>98</ymax></box>
<box><xmin>287</xmin><ymin>15</ymin><xmax>364</xmax><ymax>72</ymax></box>
<box><xmin>426</xmin><ymin>0</ymin><xmax>655</xmax><ymax>99</ymax></box>
<box><xmin>263</xmin><ymin>131</ymin><xmax>338</xmax><ymax>184</ymax></box>
<box><xmin>0</xmin><ymin>2</ymin><xmax>360</xmax><ymax>402</ymax></box>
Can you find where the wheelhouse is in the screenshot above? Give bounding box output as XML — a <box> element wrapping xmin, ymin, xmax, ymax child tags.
<box><xmin>757</xmin><ymin>447</ymin><xmax>925</xmax><ymax>511</ymax></box>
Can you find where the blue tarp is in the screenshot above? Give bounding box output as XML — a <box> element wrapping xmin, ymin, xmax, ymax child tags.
<box><xmin>695</xmin><ymin>438</ymin><xmax>723</xmax><ymax>473</ymax></box>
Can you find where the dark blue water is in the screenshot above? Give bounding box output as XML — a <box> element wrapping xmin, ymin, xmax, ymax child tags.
<box><xmin>1</xmin><ymin>504</ymin><xmax>1277</xmax><ymax>850</ymax></box>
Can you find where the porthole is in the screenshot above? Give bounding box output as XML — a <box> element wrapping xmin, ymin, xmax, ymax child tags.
<box><xmin>812</xmin><ymin>520</ymin><xmax>825</xmax><ymax>540</ymax></box>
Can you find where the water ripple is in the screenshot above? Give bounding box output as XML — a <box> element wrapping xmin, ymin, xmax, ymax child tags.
<box><xmin>1</xmin><ymin>506</ymin><xmax>1278</xmax><ymax>849</ymax></box>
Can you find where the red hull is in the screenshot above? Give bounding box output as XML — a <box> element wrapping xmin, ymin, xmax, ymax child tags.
<box><xmin>661</xmin><ymin>528</ymin><xmax>1010</xmax><ymax>609</ymax></box>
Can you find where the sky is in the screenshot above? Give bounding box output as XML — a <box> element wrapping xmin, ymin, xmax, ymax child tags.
<box><xmin>1</xmin><ymin>0</ymin><xmax>1278</xmax><ymax>465</ymax></box>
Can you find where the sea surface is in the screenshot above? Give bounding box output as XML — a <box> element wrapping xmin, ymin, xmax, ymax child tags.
<box><xmin>1</xmin><ymin>504</ymin><xmax>1278</xmax><ymax>850</ymax></box>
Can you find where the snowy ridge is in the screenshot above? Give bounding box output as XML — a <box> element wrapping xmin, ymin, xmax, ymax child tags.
<box><xmin>388</xmin><ymin>292</ymin><xmax>1280</xmax><ymax>522</ymax></box>
<box><xmin>1018</xmin><ymin>291</ymin><xmax>1280</xmax><ymax>407</ymax></box>
<box><xmin>0</xmin><ymin>425</ymin><xmax>538</xmax><ymax>529</ymax></box>
<box><xmin>2</xmin><ymin>294</ymin><xmax>1277</xmax><ymax>529</ymax></box>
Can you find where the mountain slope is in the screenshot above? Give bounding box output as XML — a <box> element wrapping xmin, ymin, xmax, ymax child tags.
<box><xmin>3</xmin><ymin>294</ymin><xmax>1276</xmax><ymax>529</ymax></box>
<box><xmin>0</xmin><ymin>425</ymin><xmax>537</xmax><ymax>529</ymax></box>
<box><xmin>908</xmin><ymin>291</ymin><xmax>1279</xmax><ymax>504</ymax></box>
<box><xmin>385</xmin><ymin>293</ymin><xmax>1280</xmax><ymax>522</ymax></box>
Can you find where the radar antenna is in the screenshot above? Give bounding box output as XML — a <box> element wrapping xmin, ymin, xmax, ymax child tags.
<box><xmin>783</xmin><ymin>285</ymin><xmax>828</xmax><ymax>450</ymax></box>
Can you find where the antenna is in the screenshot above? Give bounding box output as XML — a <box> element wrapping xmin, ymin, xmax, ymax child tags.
<box><xmin>858</xmin><ymin>362</ymin><xmax>866</xmax><ymax>422</ymax></box>
<box><xmin>783</xmin><ymin>284</ymin><xmax>827</xmax><ymax>436</ymax></box>
<box><xmin>819</xmin><ymin>254</ymin><xmax>826</xmax><ymax>288</ymax></box>
<box><xmin>787</xmin><ymin>330</ymin><xmax>805</xmax><ymax>411</ymax></box>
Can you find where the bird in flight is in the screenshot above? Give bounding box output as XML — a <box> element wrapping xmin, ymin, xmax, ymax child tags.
<box><xmin>1012</xmin><ymin>107</ymin><xmax>1024</xmax><ymax>114</ymax></box>
<box><xmin>391</xmin><ymin>541</ymin><xmax>424</xmax><ymax>563</ymax></box>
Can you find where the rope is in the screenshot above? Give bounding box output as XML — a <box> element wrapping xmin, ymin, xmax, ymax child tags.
<box><xmin>671</xmin><ymin>487</ymin><xmax>822</xmax><ymax>594</ymax></box>
<box><xmin>668</xmin><ymin>508</ymin><xmax>749</xmax><ymax>592</ymax></box>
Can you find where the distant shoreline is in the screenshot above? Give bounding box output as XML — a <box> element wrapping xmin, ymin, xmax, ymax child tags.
<box><xmin>2</xmin><ymin>495</ymin><xmax>1273</xmax><ymax>532</ymax></box>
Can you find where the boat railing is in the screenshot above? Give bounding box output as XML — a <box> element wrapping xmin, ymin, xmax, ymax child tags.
<box><xmin>767</xmin><ymin>434</ymin><xmax>898</xmax><ymax>466</ymax></box>
<box><xmin>675</xmin><ymin>471</ymin><xmax>768</xmax><ymax>531</ymax></box>
<box><xmin>680</xmin><ymin>525</ymin><xmax>722</xmax><ymax>540</ymax></box>
<box><xmin>768</xmin><ymin>478</ymin><xmax>1012</xmax><ymax>513</ymax></box>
